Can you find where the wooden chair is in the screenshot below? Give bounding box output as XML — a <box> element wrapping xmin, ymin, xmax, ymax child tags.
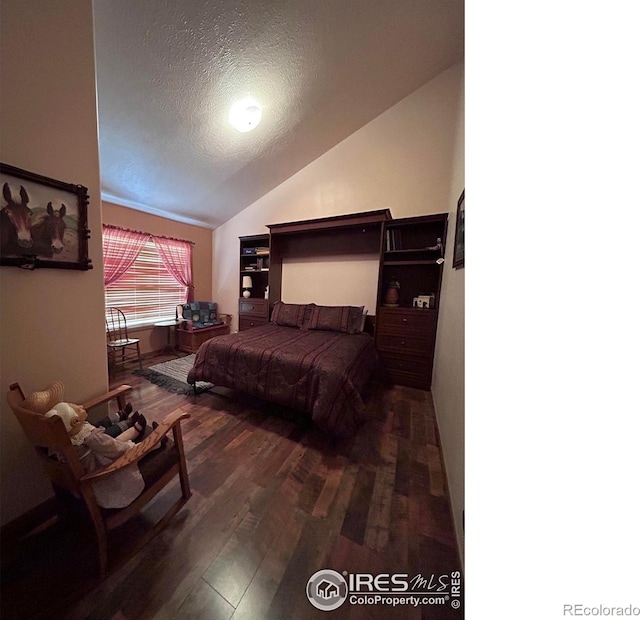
<box><xmin>6</xmin><ymin>382</ymin><xmax>191</xmax><ymax>577</ymax></box>
<box><xmin>106</xmin><ymin>307</ymin><xmax>142</xmax><ymax>376</ymax></box>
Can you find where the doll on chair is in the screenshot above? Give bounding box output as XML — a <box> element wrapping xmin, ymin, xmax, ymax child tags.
<box><xmin>44</xmin><ymin>401</ymin><xmax>149</xmax><ymax>509</ymax></box>
<box><xmin>24</xmin><ymin>380</ymin><xmax>162</xmax><ymax>508</ymax></box>
<box><xmin>22</xmin><ymin>380</ymin><xmax>152</xmax><ymax>510</ymax></box>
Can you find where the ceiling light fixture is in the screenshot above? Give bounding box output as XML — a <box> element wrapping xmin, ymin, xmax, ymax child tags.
<box><xmin>229</xmin><ymin>97</ymin><xmax>262</xmax><ymax>132</ymax></box>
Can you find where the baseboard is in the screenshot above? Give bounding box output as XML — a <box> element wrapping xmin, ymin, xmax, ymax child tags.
<box><xmin>431</xmin><ymin>395</ymin><xmax>465</xmax><ymax>573</ymax></box>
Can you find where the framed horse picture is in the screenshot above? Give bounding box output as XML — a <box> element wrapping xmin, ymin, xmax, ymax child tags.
<box><xmin>0</xmin><ymin>163</ymin><xmax>92</xmax><ymax>270</ymax></box>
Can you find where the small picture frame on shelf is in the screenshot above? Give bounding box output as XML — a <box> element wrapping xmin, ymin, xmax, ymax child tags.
<box><xmin>453</xmin><ymin>189</ymin><xmax>464</xmax><ymax>269</ymax></box>
<box><xmin>412</xmin><ymin>294</ymin><xmax>435</xmax><ymax>309</ymax></box>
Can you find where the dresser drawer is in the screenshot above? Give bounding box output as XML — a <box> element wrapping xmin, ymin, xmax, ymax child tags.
<box><xmin>376</xmin><ymin>332</ymin><xmax>433</xmax><ymax>355</ymax></box>
<box><xmin>377</xmin><ymin>307</ymin><xmax>436</xmax><ymax>332</ymax></box>
<box><xmin>238</xmin><ymin>298</ymin><xmax>269</xmax><ymax>318</ymax></box>
<box><xmin>378</xmin><ymin>353</ymin><xmax>433</xmax><ymax>390</ymax></box>
<box><xmin>239</xmin><ymin>316</ymin><xmax>269</xmax><ymax>331</ymax></box>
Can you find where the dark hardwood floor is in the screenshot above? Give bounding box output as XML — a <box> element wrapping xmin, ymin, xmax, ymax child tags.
<box><xmin>1</xmin><ymin>352</ymin><xmax>462</xmax><ymax>620</ymax></box>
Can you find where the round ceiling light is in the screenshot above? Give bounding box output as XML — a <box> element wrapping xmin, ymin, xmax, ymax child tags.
<box><xmin>229</xmin><ymin>97</ymin><xmax>262</xmax><ymax>132</ymax></box>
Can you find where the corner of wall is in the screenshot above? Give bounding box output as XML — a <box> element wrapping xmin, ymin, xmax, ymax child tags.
<box><xmin>0</xmin><ymin>0</ymin><xmax>107</xmax><ymax>526</ymax></box>
<box><xmin>431</xmin><ymin>62</ymin><xmax>465</xmax><ymax>565</ymax></box>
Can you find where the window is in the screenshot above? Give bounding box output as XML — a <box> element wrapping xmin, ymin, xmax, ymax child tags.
<box><xmin>103</xmin><ymin>226</ymin><xmax>192</xmax><ymax>327</ymax></box>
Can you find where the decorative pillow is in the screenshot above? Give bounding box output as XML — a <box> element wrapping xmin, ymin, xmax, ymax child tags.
<box><xmin>24</xmin><ymin>380</ymin><xmax>65</xmax><ymax>413</ymax></box>
<box><xmin>306</xmin><ymin>305</ymin><xmax>364</xmax><ymax>335</ymax></box>
<box><xmin>302</xmin><ymin>303</ymin><xmax>316</xmax><ymax>327</ymax></box>
<box><xmin>270</xmin><ymin>302</ymin><xmax>308</xmax><ymax>328</ymax></box>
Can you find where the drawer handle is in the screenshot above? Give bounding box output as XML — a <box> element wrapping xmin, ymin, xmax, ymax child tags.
<box><xmin>402</xmin><ymin>318</ymin><xmax>407</xmax><ymax>323</ymax></box>
<box><xmin>401</xmin><ymin>341</ymin><xmax>406</xmax><ymax>346</ymax></box>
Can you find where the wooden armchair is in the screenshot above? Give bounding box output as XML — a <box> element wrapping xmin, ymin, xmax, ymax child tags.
<box><xmin>6</xmin><ymin>382</ymin><xmax>191</xmax><ymax>577</ymax></box>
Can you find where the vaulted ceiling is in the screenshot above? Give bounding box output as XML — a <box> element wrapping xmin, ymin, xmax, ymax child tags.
<box><xmin>93</xmin><ymin>0</ymin><xmax>464</xmax><ymax>229</ymax></box>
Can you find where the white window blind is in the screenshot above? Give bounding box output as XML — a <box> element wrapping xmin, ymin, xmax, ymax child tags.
<box><xmin>105</xmin><ymin>238</ymin><xmax>188</xmax><ymax>327</ymax></box>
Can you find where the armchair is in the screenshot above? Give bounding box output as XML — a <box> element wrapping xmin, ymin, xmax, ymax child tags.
<box><xmin>7</xmin><ymin>382</ymin><xmax>191</xmax><ymax>577</ymax></box>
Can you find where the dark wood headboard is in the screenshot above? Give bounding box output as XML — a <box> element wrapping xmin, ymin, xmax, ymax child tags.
<box><xmin>266</xmin><ymin>209</ymin><xmax>392</xmax><ymax>308</ymax></box>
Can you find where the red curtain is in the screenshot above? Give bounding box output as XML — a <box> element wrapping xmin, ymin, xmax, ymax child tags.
<box><xmin>152</xmin><ymin>236</ymin><xmax>194</xmax><ymax>302</ymax></box>
<box><xmin>102</xmin><ymin>226</ymin><xmax>148</xmax><ymax>287</ymax></box>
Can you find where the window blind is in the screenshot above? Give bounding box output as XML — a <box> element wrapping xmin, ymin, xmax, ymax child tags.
<box><xmin>105</xmin><ymin>237</ymin><xmax>188</xmax><ymax>327</ymax></box>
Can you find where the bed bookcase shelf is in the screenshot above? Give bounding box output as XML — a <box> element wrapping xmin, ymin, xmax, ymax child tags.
<box><xmin>376</xmin><ymin>213</ymin><xmax>448</xmax><ymax>389</ymax></box>
<box><xmin>237</xmin><ymin>208</ymin><xmax>447</xmax><ymax>390</ymax></box>
<box><xmin>238</xmin><ymin>234</ymin><xmax>270</xmax><ymax>331</ymax></box>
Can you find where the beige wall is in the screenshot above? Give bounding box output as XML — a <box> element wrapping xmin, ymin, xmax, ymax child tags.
<box><xmin>431</xmin><ymin>67</ymin><xmax>465</xmax><ymax>563</ymax></box>
<box><xmin>102</xmin><ymin>201</ymin><xmax>213</xmax><ymax>354</ymax></box>
<box><xmin>0</xmin><ymin>0</ymin><xmax>107</xmax><ymax>525</ymax></box>
<box><xmin>212</xmin><ymin>63</ymin><xmax>465</xmax><ymax>555</ymax></box>
<box><xmin>281</xmin><ymin>256</ymin><xmax>380</xmax><ymax>312</ymax></box>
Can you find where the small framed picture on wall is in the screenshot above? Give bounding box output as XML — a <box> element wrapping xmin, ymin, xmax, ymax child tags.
<box><xmin>453</xmin><ymin>189</ymin><xmax>464</xmax><ymax>269</ymax></box>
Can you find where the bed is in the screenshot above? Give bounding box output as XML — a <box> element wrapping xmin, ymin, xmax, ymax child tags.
<box><xmin>187</xmin><ymin>302</ymin><xmax>378</xmax><ymax>439</ymax></box>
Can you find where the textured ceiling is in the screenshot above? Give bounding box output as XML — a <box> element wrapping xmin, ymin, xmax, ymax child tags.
<box><xmin>94</xmin><ymin>0</ymin><xmax>464</xmax><ymax>229</ymax></box>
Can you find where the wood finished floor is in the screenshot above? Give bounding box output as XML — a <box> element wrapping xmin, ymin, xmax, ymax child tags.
<box><xmin>2</xmin><ymin>353</ymin><xmax>462</xmax><ymax>620</ymax></box>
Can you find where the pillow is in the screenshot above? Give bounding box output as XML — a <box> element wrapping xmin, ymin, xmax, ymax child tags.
<box><xmin>306</xmin><ymin>305</ymin><xmax>364</xmax><ymax>335</ymax></box>
<box><xmin>303</xmin><ymin>303</ymin><xmax>316</xmax><ymax>327</ymax></box>
<box><xmin>270</xmin><ymin>302</ymin><xmax>308</xmax><ymax>328</ymax></box>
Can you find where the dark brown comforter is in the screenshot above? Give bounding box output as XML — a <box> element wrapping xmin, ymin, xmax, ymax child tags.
<box><xmin>187</xmin><ymin>324</ymin><xmax>378</xmax><ymax>439</ymax></box>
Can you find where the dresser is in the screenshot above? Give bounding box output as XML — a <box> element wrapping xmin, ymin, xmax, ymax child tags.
<box><xmin>238</xmin><ymin>298</ymin><xmax>269</xmax><ymax>331</ymax></box>
<box><xmin>376</xmin><ymin>307</ymin><xmax>437</xmax><ymax>390</ymax></box>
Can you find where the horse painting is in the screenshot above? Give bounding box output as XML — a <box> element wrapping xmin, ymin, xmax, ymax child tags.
<box><xmin>1</xmin><ymin>182</ymin><xmax>33</xmax><ymax>255</ymax></box>
<box><xmin>1</xmin><ymin>163</ymin><xmax>91</xmax><ymax>270</ymax></box>
<box><xmin>32</xmin><ymin>202</ymin><xmax>67</xmax><ymax>257</ymax></box>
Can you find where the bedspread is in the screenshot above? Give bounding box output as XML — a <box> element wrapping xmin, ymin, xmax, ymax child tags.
<box><xmin>187</xmin><ymin>324</ymin><xmax>378</xmax><ymax>439</ymax></box>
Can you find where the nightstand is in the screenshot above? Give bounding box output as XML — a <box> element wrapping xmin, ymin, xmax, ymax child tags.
<box><xmin>176</xmin><ymin>321</ymin><xmax>230</xmax><ymax>354</ymax></box>
<box><xmin>375</xmin><ymin>307</ymin><xmax>437</xmax><ymax>390</ymax></box>
<box><xmin>238</xmin><ymin>298</ymin><xmax>269</xmax><ymax>331</ymax></box>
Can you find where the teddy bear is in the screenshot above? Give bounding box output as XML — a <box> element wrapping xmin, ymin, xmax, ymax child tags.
<box><xmin>25</xmin><ymin>381</ymin><xmax>150</xmax><ymax>509</ymax></box>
